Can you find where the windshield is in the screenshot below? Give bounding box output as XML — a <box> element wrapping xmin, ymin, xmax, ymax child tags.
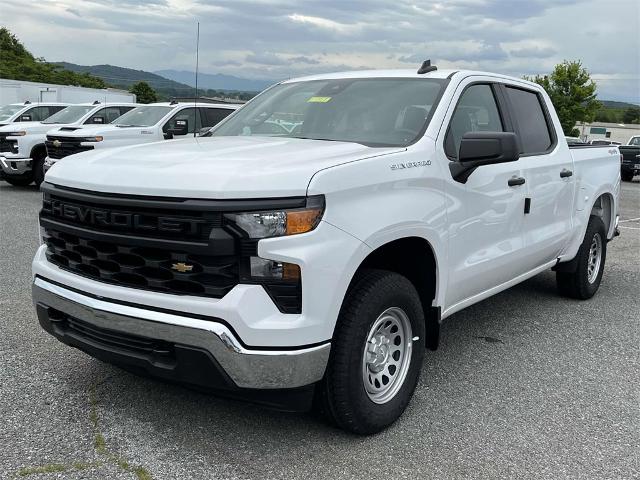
<box><xmin>211</xmin><ymin>78</ymin><xmax>446</xmax><ymax>146</ymax></box>
<box><xmin>43</xmin><ymin>106</ymin><xmax>94</xmax><ymax>124</ymax></box>
<box><xmin>0</xmin><ymin>105</ymin><xmax>24</xmax><ymax>122</ymax></box>
<box><xmin>114</xmin><ymin>106</ymin><xmax>172</xmax><ymax>127</ymax></box>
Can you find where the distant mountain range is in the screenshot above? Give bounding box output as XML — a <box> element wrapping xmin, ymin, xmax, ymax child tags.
<box><xmin>153</xmin><ymin>70</ymin><xmax>274</xmax><ymax>92</ymax></box>
<box><xmin>601</xmin><ymin>100</ymin><xmax>639</xmax><ymax>109</ymax></box>
<box><xmin>54</xmin><ymin>62</ymin><xmax>273</xmax><ymax>97</ymax></box>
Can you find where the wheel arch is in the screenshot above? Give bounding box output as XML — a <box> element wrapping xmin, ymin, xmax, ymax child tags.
<box><xmin>341</xmin><ymin>235</ymin><xmax>442</xmax><ymax>350</ymax></box>
<box><xmin>30</xmin><ymin>142</ymin><xmax>47</xmax><ymax>160</ymax></box>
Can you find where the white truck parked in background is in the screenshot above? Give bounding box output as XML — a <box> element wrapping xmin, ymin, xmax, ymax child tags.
<box><xmin>43</xmin><ymin>102</ymin><xmax>239</xmax><ymax>170</ymax></box>
<box><xmin>33</xmin><ymin>64</ymin><xmax>620</xmax><ymax>434</ymax></box>
<box><xmin>0</xmin><ymin>102</ymin><xmax>135</xmax><ymax>186</ymax></box>
<box><xmin>0</xmin><ymin>102</ymin><xmax>69</xmax><ymax>127</ymax></box>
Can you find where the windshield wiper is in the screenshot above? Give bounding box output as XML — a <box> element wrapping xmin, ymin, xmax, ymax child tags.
<box><xmin>289</xmin><ymin>136</ymin><xmax>343</xmax><ymax>142</ymax></box>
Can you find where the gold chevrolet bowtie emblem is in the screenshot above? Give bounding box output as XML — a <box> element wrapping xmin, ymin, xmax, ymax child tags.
<box><xmin>171</xmin><ymin>262</ymin><xmax>194</xmax><ymax>273</ymax></box>
<box><xmin>52</xmin><ymin>140</ymin><xmax>62</xmax><ymax>148</ymax></box>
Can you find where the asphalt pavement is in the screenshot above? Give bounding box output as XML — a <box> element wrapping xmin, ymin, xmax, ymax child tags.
<box><xmin>0</xmin><ymin>180</ymin><xmax>638</xmax><ymax>479</ymax></box>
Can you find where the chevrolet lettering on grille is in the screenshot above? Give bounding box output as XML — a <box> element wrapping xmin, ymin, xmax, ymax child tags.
<box><xmin>42</xmin><ymin>199</ymin><xmax>207</xmax><ymax>234</ymax></box>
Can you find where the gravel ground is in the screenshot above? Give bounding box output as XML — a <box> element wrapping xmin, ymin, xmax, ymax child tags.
<box><xmin>0</xmin><ymin>180</ymin><xmax>638</xmax><ymax>480</ymax></box>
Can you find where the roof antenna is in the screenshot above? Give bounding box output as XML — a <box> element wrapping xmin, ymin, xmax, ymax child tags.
<box><xmin>417</xmin><ymin>59</ymin><xmax>437</xmax><ymax>74</ymax></box>
<box><xmin>194</xmin><ymin>21</ymin><xmax>200</xmax><ymax>138</ymax></box>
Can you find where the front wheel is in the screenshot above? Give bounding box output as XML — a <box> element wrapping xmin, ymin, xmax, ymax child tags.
<box><xmin>33</xmin><ymin>152</ymin><xmax>46</xmax><ymax>187</ymax></box>
<box><xmin>621</xmin><ymin>171</ymin><xmax>634</xmax><ymax>182</ymax></box>
<box><xmin>321</xmin><ymin>270</ymin><xmax>425</xmax><ymax>435</ymax></box>
<box><xmin>557</xmin><ymin>215</ymin><xmax>607</xmax><ymax>299</ymax></box>
<box><xmin>2</xmin><ymin>174</ymin><xmax>34</xmax><ymax>186</ymax></box>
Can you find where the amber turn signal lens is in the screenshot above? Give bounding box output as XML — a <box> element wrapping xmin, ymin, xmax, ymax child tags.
<box><xmin>286</xmin><ymin>208</ymin><xmax>323</xmax><ymax>235</ymax></box>
<box><xmin>283</xmin><ymin>262</ymin><xmax>301</xmax><ymax>281</ymax></box>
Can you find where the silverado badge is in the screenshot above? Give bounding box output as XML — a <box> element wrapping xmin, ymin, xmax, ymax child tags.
<box><xmin>171</xmin><ymin>262</ymin><xmax>194</xmax><ymax>273</ymax></box>
<box><xmin>52</xmin><ymin>140</ymin><xmax>62</xmax><ymax>148</ymax></box>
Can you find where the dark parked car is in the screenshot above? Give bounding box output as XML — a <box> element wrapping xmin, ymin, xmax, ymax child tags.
<box><xmin>619</xmin><ymin>135</ymin><xmax>640</xmax><ymax>181</ymax></box>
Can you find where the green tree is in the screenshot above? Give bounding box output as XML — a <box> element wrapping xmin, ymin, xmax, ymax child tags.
<box><xmin>0</xmin><ymin>27</ymin><xmax>106</xmax><ymax>88</ymax></box>
<box><xmin>622</xmin><ymin>107</ymin><xmax>640</xmax><ymax>124</ymax></box>
<box><xmin>129</xmin><ymin>81</ymin><xmax>158</xmax><ymax>103</ymax></box>
<box><xmin>526</xmin><ymin>60</ymin><xmax>601</xmax><ymax>135</ymax></box>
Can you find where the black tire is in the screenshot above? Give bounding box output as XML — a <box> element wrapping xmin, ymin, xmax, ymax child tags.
<box><xmin>3</xmin><ymin>174</ymin><xmax>34</xmax><ymax>186</ymax></box>
<box><xmin>621</xmin><ymin>171</ymin><xmax>634</xmax><ymax>182</ymax></box>
<box><xmin>557</xmin><ymin>215</ymin><xmax>607</xmax><ymax>299</ymax></box>
<box><xmin>32</xmin><ymin>150</ymin><xmax>46</xmax><ymax>187</ymax></box>
<box><xmin>321</xmin><ymin>269</ymin><xmax>426</xmax><ymax>435</ymax></box>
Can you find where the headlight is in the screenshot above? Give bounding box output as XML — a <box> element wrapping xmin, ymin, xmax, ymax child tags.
<box><xmin>82</xmin><ymin>136</ymin><xmax>103</xmax><ymax>142</ymax></box>
<box><xmin>225</xmin><ymin>195</ymin><xmax>324</xmax><ymax>239</ymax></box>
<box><xmin>8</xmin><ymin>131</ymin><xmax>26</xmax><ymax>136</ymax></box>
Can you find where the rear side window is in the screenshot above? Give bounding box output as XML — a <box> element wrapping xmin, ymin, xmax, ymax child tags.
<box><xmin>445</xmin><ymin>84</ymin><xmax>504</xmax><ymax>158</ymax></box>
<box><xmin>505</xmin><ymin>87</ymin><xmax>553</xmax><ymax>155</ymax></box>
<box><xmin>200</xmin><ymin>107</ymin><xmax>234</xmax><ymax>128</ymax></box>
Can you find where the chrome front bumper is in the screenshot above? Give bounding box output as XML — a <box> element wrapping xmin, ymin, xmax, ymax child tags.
<box><xmin>0</xmin><ymin>155</ymin><xmax>32</xmax><ymax>175</ymax></box>
<box><xmin>32</xmin><ymin>277</ymin><xmax>330</xmax><ymax>389</ymax></box>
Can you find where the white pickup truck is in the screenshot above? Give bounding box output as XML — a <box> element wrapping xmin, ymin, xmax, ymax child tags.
<box><xmin>43</xmin><ymin>102</ymin><xmax>239</xmax><ymax>170</ymax></box>
<box><xmin>32</xmin><ymin>65</ymin><xmax>620</xmax><ymax>434</ymax></box>
<box><xmin>0</xmin><ymin>102</ymin><xmax>69</xmax><ymax>127</ymax></box>
<box><xmin>0</xmin><ymin>102</ymin><xmax>135</xmax><ymax>186</ymax></box>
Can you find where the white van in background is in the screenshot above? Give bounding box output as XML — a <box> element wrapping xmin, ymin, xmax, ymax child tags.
<box><xmin>43</xmin><ymin>102</ymin><xmax>239</xmax><ymax>171</ymax></box>
<box><xmin>0</xmin><ymin>102</ymin><xmax>136</xmax><ymax>186</ymax></box>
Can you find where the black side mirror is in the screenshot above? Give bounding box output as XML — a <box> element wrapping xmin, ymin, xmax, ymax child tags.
<box><xmin>166</xmin><ymin>119</ymin><xmax>189</xmax><ymax>137</ymax></box>
<box><xmin>450</xmin><ymin>131</ymin><xmax>520</xmax><ymax>183</ymax></box>
<box><xmin>20</xmin><ymin>115</ymin><xmax>32</xmax><ymax>121</ymax></box>
<box><xmin>91</xmin><ymin>116</ymin><xmax>105</xmax><ymax>124</ymax></box>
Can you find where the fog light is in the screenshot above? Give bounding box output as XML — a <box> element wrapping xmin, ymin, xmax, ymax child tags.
<box><xmin>250</xmin><ymin>257</ymin><xmax>300</xmax><ymax>281</ymax></box>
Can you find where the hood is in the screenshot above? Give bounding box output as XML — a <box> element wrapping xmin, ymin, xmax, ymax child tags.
<box><xmin>0</xmin><ymin>121</ymin><xmax>43</xmax><ymax>134</ymax></box>
<box><xmin>45</xmin><ymin>135</ymin><xmax>403</xmax><ymax>198</ymax></box>
<box><xmin>0</xmin><ymin>121</ymin><xmax>78</xmax><ymax>135</ymax></box>
<box><xmin>47</xmin><ymin>124</ymin><xmax>154</xmax><ymax>141</ymax></box>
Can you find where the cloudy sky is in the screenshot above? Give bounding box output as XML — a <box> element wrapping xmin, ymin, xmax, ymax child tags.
<box><xmin>2</xmin><ymin>0</ymin><xmax>639</xmax><ymax>101</ymax></box>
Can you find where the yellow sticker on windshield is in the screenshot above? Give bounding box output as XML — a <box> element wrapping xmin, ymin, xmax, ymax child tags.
<box><xmin>307</xmin><ymin>96</ymin><xmax>332</xmax><ymax>103</ymax></box>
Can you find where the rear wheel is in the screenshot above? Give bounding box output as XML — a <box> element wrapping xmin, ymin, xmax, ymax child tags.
<box><xmin>621</xmin><ymin>171</ymin><xmax>634</xmax><ymax>182</ymax></box>
<box><xmin>321</xmin><ymin>270</ymin><xmax>425</xmax><ymax>435</ymax></box>
<box><xmin>557</xmin><ymin>215</ymin><xmax>607</xmax><ymax>299</ymax></box>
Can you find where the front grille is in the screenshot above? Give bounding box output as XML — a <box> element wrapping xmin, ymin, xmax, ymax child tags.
<box><xmin>45</xmin><ymin>136</ymin><xmax>94</xmax><ymax>159</ymax></box>
<box><xmin>40</xmin><ymin>183</ymin><xmax>303</xmax><ymax>312</ymax></box>
<box><xmin>0</xmin><ymin>134</ymin><xmax>17</xmax><ymax>153</ymax></box>
<box><xmin>44</xmin><ymin>229</ymin><xmax>239</xmax><ymax>297</ymax></box>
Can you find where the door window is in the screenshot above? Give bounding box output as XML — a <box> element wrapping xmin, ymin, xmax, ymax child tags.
<box><xmin>18</xmin><ymin>106</ymin><xmax>54</xmax><ymax>122</ymax></box>
<box><xmin>505</xmin><ymin>87</ymin><xmax>554</xmax><ymax>155</ymax></box>
<box><xmin>163</xmin><ymin>108</ymin><xmax>201</xmax><ymax>134</ymax></box>
<box><xmin>200</xmin><ymin>107</ymin><xmax>234</xmax><ymax>128</ymax></box>
<box><xmin>445</xmin><ymin>84</ymin><xmax>504</xmax><ymax>158</ymax></box>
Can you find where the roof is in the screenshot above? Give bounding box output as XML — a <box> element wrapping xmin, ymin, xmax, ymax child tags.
<box><xmin>147</xmin><ymin>102</ymin><xmax>239</xmax><ymax>109</ymax></box>
<box><xmin>9</xmin><ymin>102</ymin><xmax>69</xmax><ymax>106</ymax></box>
<box><xmin>281</xmin><ymin>69</ymin><xmax>541</xmax><ymax>90</ymax></box>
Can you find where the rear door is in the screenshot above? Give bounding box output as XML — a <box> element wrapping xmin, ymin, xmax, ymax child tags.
<box><xmin>443</xmin><ymin>80</ymin><xmax>528</xmax><ymax>308</ymax></box>
<box><xmin>502</xmin><ymin>85</ymin><xmax>574</xmax><ymax>270</ymax></box>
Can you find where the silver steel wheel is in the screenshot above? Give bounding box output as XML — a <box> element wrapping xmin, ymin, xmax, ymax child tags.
<box><xmin>587</xmin><ymin>232</ymin><xmax>603</xmax><ymax>284</ymax></box>
<box><xmin>362</xmin><ymin>307</ymin><xmax>413</xmax><ymax>404</ymax></box>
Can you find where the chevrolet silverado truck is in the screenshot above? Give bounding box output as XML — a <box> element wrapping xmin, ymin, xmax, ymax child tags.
<box><xmin>0</xmin><ymin>102</ymin><xmax>135</xmax><ymax>187</ymax></box>
<box><xmin>43</xmin><ymin>102</ymin><xmax>239</xmax><ymax>171</ymax></box>
<box><xmin>619</xmin><ymin>135</ymin><xmax>640</xmax><ymax>181</ymax></box>
<box><xmin>0</xmin><ymin>101</ymin><xmax>69</xmax><ymax>127</ymax></box>
<box><xmin>33</xmin><ymin>65</ymin><xmax>621</xmax><ymax>434</ymax></box>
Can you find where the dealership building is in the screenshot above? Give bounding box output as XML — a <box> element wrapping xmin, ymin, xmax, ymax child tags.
<box><xmin>575</xmin><ymin>121</ymin><xmax>640</xmax><ymax>144</ymax></box>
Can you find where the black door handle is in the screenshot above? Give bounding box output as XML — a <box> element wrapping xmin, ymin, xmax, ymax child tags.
<box><xmin>560</xmin><ymin>169</ymin><xmax>573</xmax><ymax>178</ymax></box>
<box><xmin>508</xmin><ymin>176</ymin><xmax>526</xmax><ymax>186</ymax></box>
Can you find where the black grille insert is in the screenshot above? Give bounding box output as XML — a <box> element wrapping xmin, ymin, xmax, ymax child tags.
<box><xmin>40</xmin><ymin>184</ymin><xmax>304</xmax><ymax>312</ymax></box>
<box><xmin>45</xmin><ymin>135</ymin><xmax>94</xmax><ymax>160</ymax></box>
